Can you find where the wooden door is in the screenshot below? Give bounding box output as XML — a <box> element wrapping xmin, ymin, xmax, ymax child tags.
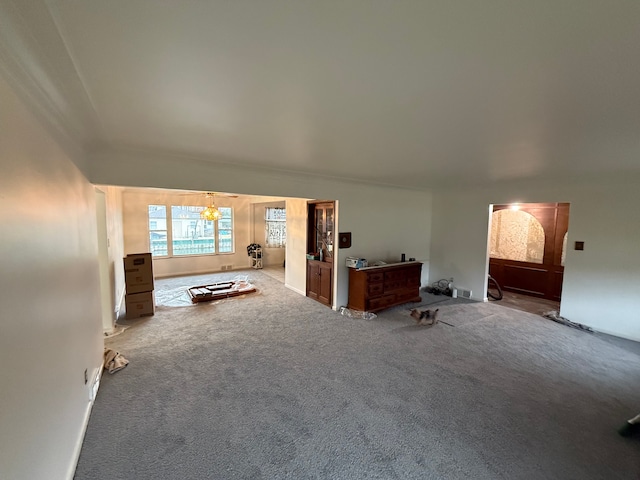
<box><xmin>306</xmin><ymin>261</ymin><xmax>320</xmax><ymax>301</ymax></box>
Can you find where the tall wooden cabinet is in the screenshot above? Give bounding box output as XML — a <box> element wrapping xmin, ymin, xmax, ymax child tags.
<box><xmin>306</xmin><ymin>201</ymin><xmax>335</xmax><ymax>307</ymax></box>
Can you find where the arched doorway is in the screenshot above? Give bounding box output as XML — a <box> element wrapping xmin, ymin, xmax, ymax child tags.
<box><xmin>489</xmin><ymin>203</ymin><xmax>569</xmax><ymax>302</ymax></box>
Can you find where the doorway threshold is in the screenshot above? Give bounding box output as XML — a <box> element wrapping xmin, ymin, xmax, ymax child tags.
<box><xmin>490</xmin><ymin>291</ymin><xmax>560</xmax><ymax>317</ymax></box>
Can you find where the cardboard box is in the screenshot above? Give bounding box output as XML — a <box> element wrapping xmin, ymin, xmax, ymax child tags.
<box><xmin>125</xmin><ymin>291</ymin><xmax>155</xmax><ymax>319</ymax></box>
<box><xmin>124</xmin><ymin>253</ymin><xmax>154</xmax><ymax>294</ymax></box>
<box><xmin>346</xmin><ymin>257</ymin><xmax>368</xmax><ymax>268</ymax></box>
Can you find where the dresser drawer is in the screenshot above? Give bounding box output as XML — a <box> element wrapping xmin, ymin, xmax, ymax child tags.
<box><xmin>367</xmin><ymin>272</ymin><xmax>384</xmax><ymax>283</ymax></box>
<box><xmin>367</xmin><ymin>283</ymin><xmax>384</xmax><ymax>296</ymax></box>
<box><xmin>384</xmin><ymin>280</ymin><xmax>405</xmax><ymax>291</ymax></box>
<box><xmin>384</xmin><ymin>270</ymin><xmax>405</xmax><ymax>282</ymax></box>
<box><xmin>368</xmin><ymin>294</ymin><xmax>396</xmax><ymax>311</ymax></box>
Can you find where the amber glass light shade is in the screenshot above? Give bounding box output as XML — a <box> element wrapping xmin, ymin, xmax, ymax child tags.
<box><xmin>200</xmin><ymin>205</ymin><xmax>220</xmax><ymax>221</ymax></box>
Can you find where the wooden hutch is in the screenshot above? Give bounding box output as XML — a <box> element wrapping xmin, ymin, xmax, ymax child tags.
<box><xmin>306</xmin><ymin>201</ymin><xmax>335</xmax><ymax>307</ymax></box>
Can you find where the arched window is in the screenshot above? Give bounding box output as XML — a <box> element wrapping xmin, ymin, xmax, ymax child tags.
<box><xmin>490</xmin><ymin>209</ymin><xmax>545</xmax><ymax>264</ymax></box>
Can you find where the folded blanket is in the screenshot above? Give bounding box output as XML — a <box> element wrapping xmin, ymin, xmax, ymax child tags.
<box><xmin>104</xmin><ymin>348</ymin><xmax>129</xmax><ymax>374</ymax></box>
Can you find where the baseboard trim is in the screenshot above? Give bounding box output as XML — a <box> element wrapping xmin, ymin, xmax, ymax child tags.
<box><xmin>66</xmin><ymin>362</ymin><xmax>103</xmax><ymax>480</ymax></box>
<box><xmin>588</xmin><ymin>326</ymin><xmax>640</xmax><ymax>343</ymax></box>
<box><xmin>285</xmin><ymin>284</ymin><xmax>305</xmax><ymax>296</ymax></box>
<box><xmin>154</xmin><ymin>267</ymin><xmax>245</xmax><ymax>279</ymax></box>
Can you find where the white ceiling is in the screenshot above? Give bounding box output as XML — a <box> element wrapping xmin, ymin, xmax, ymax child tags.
<box><xmin>5</xmin><ymin>1</ymin><xmax>640</xmax><ymax>188</ymax></box>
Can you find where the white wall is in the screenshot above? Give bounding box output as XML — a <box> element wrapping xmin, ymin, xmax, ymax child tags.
<box><xmin>94</xmin><ymin>186</ymin><xmax>126</xmax><ymax>324</ymax></box>
<box><xmin>0</xmin><ymin>76</ymin><xmax>103</xmax><ymax>479</ymax></box>
<box><xmin>95</xmin><ymin>188</ymin><xmax>113</xmax><ymax>331</ymax></box>
<box><xmin>429</xmin><ymin>176</ymin><xmax>640</xmax><ymax>341</ymax></box>
<box><xmin>90</xmin><ymin>149</ymin><xmax>433</xmax><ymax>309</ymax></box>
<box><xmin>103</xmin><ymin>186</ymin><xmax>126</xmax><ymax>319</ymax></box>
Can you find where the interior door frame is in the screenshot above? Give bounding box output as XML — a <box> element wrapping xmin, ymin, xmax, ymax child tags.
<box><xmin>306</xmin><ymin>200</ymin><xmax>337</xmax><ymax>308</ymax></box>
<box><xmin>95</xmin><ymin>188</ymin><xmax>115</xmax><ymax>332</ymax></box>
<box><xmin>486</xmin><ymin>202</ymin><xmax>570</xmax><ymax>302</ymax></box>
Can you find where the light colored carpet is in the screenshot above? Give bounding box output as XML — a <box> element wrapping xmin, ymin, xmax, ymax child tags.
<box><xmin>75</xmin><ymin>269</ymin><xmax>640</xmax><ymax>479</ymax></box>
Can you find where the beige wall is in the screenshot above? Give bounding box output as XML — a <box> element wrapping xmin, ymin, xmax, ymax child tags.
<box><xmin>121</xmin><ymin>189</ymin><xmax>314</xmax><ymax>297</ymax></box>
<box><xmin>284</xmin><ymin>198</ymin><xmax>309</xmax><ymax>296</ymax></box>
<box><xmin>123</xmin><ymin>190</ymin><xmax>256</xmax><ymax>277</ymax></box>
<box><xmin>0</xmin><ymin>76</ymin><xmax>103</xmax><ymax>479</ymax></box>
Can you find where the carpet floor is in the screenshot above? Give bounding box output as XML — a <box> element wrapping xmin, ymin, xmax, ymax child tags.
<box><xmin>75</xmin><ymin>270</ymin><xmax>640</xmax><ymax>479</ymax></box>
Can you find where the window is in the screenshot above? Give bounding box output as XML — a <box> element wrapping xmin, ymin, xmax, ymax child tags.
<box><xmin>265</xmin><ymin>207</ymin><xmax>286</xmax><ymax>248</ymax></box>
<box><xmin>217</xmin><ymin>207</ymin><xmax>233</xmax><ymax>253</ymax></box>
<box><xmin>148</xmin><ymin>205</ymin><xmax>167</xmax><ymax>256</ymax></box>
<box><xmin>171</xmin><ymin>206</ymin><xmax>214</xmax><ymax>255</ymax></box>
<box><xmin>147</xmin><ymin>205</ymin><xmax>234</xmax><ymax>257</ymax></box>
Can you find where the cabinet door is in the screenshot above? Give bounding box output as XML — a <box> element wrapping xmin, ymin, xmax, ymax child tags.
<box><xmin>309</xmin><ymin>202</ymin><xmax>335</xmax><ymax>261</ymax></box>
<box><xmin>306</xmin><ymin>262</ymin><xmax>320</xmax><ymax>301</ymax></box>
<box><xmin>318</xmin><ymin>262</ymin><xmax>333</xmax><ymax>306</ymax></box>
<box><xmin>315</xmin><ymin>207</ymin><xmax>324</xmax><ymax>255</ymax></box>
<box><xmin>324</xmin><ymin>205</ymin><xmax>334</xmax><ymax>257</ymax></box>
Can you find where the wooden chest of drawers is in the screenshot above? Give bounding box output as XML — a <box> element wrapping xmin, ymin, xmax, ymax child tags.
<box><xmin>347</xmin><ymin>262</ymin><xmax>422</xmax><ymax>313</ymax></box>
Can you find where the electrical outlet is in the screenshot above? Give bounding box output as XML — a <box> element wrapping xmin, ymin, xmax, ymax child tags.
<box><xmin>84</xmin><ymin>369</ymin><xmax>88</xmax><ymax>384</ymax></box>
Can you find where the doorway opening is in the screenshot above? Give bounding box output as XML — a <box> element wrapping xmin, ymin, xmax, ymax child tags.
<box><xmin>487</xmin><ymin>202</ymin><xmax>570</xmax><ymax>316</ymax></box>
<box><xmin>252</xmin><ymin>201</ymin><xmax>287</xmax><ymax>284</ymax></box>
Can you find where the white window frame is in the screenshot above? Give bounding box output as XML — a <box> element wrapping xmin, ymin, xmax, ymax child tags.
<box><xmin>147</xmin><ymin>204</ymin><xmax>234</xmax><ymax>257</ymax></box>
<box><xmin>265</xmin><ymin>207</ymin><xmax>286</xmax><ymax>248</ymax></box>
<box><xmin>148</xmin><ymin>205</ymin><xmax>168</xmax><ymax>257</ymax></box>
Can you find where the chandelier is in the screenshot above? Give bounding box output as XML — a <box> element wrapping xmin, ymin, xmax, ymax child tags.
<box><xmin>200</xmin><ymin>193</ymin><xmax>221</xmax><ymax>221</ymax></box>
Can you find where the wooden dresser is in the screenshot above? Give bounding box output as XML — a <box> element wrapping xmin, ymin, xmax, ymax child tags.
<box><xmin>347</xmin><ymin>261</ymin><xmax>422</xmax><ymax>312</ymax></box>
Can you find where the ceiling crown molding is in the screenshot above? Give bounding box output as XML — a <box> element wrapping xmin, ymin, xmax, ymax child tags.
<box><xmin>0</xmin><ymin>0</ymin><xmax>103</xmax><ymax>165</ymax></box>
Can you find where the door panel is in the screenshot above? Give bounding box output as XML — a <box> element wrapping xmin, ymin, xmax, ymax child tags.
<box><xmin>318</xmin><ymin>262</ymin><xmax>333</xmax><ymax>306</ymax></box>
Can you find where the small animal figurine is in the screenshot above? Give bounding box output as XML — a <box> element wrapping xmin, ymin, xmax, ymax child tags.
<box><xmin>410</xmin><ymin>308</ymin><xmax>439</xmax><ymax>326</ymax></box>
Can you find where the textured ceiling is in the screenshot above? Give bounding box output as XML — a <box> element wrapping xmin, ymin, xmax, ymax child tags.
<box><xmin>6</xmin><ymin>1</ymin><xmax>640</xmax><ymax>188</ymax></box>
